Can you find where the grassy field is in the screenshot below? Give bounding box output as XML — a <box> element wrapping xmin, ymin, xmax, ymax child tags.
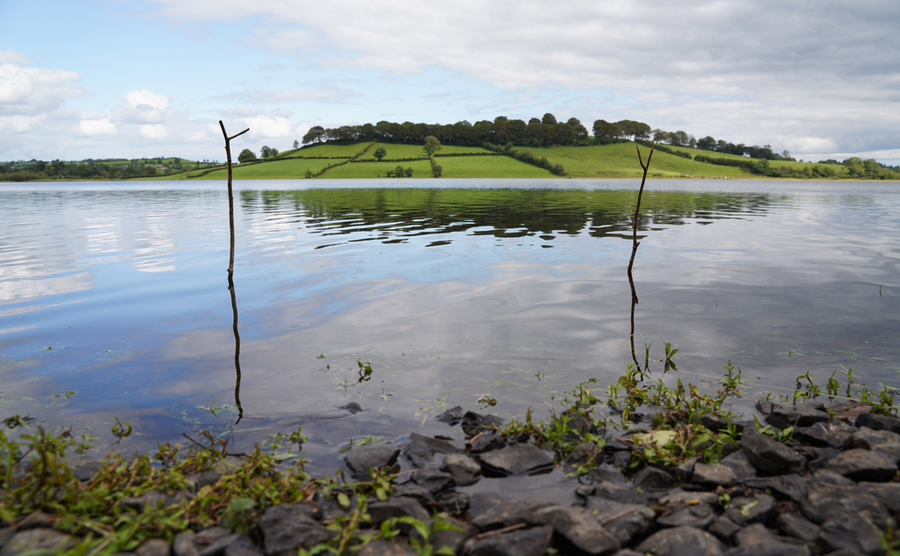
<box><xmin>516</xmin><ymin>144</ymin><xmax>749</xmax><ymax>178</ymax></box>
<box><xmin>152</xmin><ymin>141</ymin><xmax>876</xmax><ymax>181</ymax></box>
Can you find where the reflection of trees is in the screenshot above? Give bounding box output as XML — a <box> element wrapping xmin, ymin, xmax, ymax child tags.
<box><xmin>238</xmin><ymin>189</ymin><xmax>780</xmax><ymax>247</ymax></box>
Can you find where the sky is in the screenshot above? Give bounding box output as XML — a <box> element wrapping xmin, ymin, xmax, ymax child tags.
<box><xmin>1</xmin><ymin>0</ymin><xmax>899</xmax><ymax>165</ymax></box>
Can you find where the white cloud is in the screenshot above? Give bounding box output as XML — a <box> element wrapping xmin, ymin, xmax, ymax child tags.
<box><xmin>0</xmin><ymin>50</ymin><xmax>31</xmax><ymax>65</ymax></box>
<box><xmin>0</xmin><ymin>114</ymin><xmax>46</xmax><ymax>133</ymax></box>
<box><xmin>76</xmin><ymin>116</ymin><xmax>117</xmax><ymax>136</ymax></box>
<box><xmin>0</xmin><ymin>55</ymin><xmax>86</xmax><ymax>116</ymax></box>
<box><xmin>124</xmin><ymin>89</ymin><xmax>171</xmax><ymax>123</ymax></box>
<box><xmin>242</xmin><ymin>115</ymin><xmax>293</xmax><ymax>138</ymax></box>
<box><xmin>140</xmin><ymin>124</ymin><xmax>168</xmax><ymax>139</ymax></box>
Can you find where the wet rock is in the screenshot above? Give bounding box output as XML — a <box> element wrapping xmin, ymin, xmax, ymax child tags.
<box><xmin>657</xmin><ymin>489</ymin><xmax>719</xmax><ymax>506</ymax></box>
<box><xmin>692</xmin><ymin>463</ymin><xmax>737</xmax><ymax>488</ymax></box>
<box><xmin>724</xmin><ymin>494</ymin><xmax>775</xmax><ymax>526</ymax></box>
<box><xmin>477</xmin><ymin>443</ymin><xmax>553</xmax><ymax>476</ymax></box>
<box><xmin>584</xmin><ymin>498</ymin><xmax>655</xmax><ymax>546</ymax></box>
<box><xmin>708</xmin><ymin>515</ymin><xmax>742</xmax><ymax>543</ymax></box>
<box><xmin>434</xmin><ymin>490</ymin><xmax>470</xmax><ymax>515</ymax></box>
<box><xmin>756</xmin><ymin>400</ymin><xmax>778</xmax><ymax>416</ymax></box>
<box><xmin>343</xmin><ymin>446</ymin><xmax>400</xmax><ymax>477</ymax></box>
<box><xmin>809</xmin><ymin>468</ymin><xmax>855</xmax><ymax>487</ymax></box>
<box><xmin>403</xmin><ymin>433</ymin><xmax>463</xmax><ymax>468</ymax></box>
<box><xmin>855</xmin><ymin>412</ymin><xmax>900</xmax><ymax>434</ymax></box>
<box><xmin>793</xmin><ymin>421</ymin><xmax>855</xmax><ymax>449</ymax></box>
<box><xmin>368</xmin><ymin>498</ymin><xmax>430</xmax><ymax>527</ymax></box>
<box><xmin>826</xmin><ymin>400</ymin><xmax>871</xmax><ymax>422</ymax></box>
<box><xmin>631</xmin><ymin>467</ymin><xmax>676</xmax><ymax>490</ymax></box>
<box><xmin>197</xmin><ymin>533</ymin><xmax>255</xmax><ymax>556</ymax></box>
<box><xmin>435</xmin><ymin>406</ymin><xmax>464</xmax><ymax>425</ymax></box>
<box><xmin>719</xmin><ymin>449</ymin><xmax>758</xmax><ymax>481</ymax></box>
<box><xmin>461</xmin><ymin>411</ymin><xmax>504</xmax><ymax>435</ymax></box>
<box><xmin>467</xmin><ymin>431</ymin><xmax>506</xmax><ymax>454</ymax></box>
<box><xmin>174</xmin><ymin>531</ymin><xmax>201</xmax><ymax>556</ymax></box>
<box><xmin>260</xmin><ymin>504</ymin><xmax>331</xmax><ymax>556</ymax></box>
<box><xmin>585</xmin><ymin>464</ymin><xmax>629</xmax><ymax>486</ymax></box>
<box><xmin>765</xmin><ymin>401</ymin><xmax>829</xmax><ymax>430</ymax></box>
<box><xmin>566</xmin><ymin>442</ymin><xmax>603</xmax><ymax>467</ymax></box>
<box><xmin>186</xmin><ymin>469</ymin><xmax>222</xmax><ymax>490</ymax></box>
<box><xmin>775</xmin><ymin>512</ymin><xmax>820</xmax><ymax>543</ymax></box>
<box><xmin>471</xmin><ymin>502</ymin><xmax>558</xmax><ymax>532</ymax></box>
<box><xmin>357</xmin><ymin>540</ymin><xmax>418</xmax><ymax>556</ymax></box>
<box><xmin>588</xmin><ymin>483</ymin><xmax>654</xmax><ymax>506</ymax></box>
<box><xmin>439</xmin><ymin>452</ymin><xmax>481</xmax><ymax>486</ymax></box>
<box><xmin>0</xmin><ymin>528</ymin><xmax>74</xmax><ymax>556</ymax></box>
<box><xmin>656</xmin><ymin>503</ymin><xmax>716</xmax><ymax>529</ymax></box>
<box><xmin>635</xmin><ymin>526</ymin><xmax>726</xmax><ymax>556</ymax></box>
<box><xmin>800</xmin><ymin>483</ymin><xmax>889</xmax><ymax>526</ymax></box>
<box><xmin>817</xmin><ymin>513</ymin><xmax>885</xmax><ymax>556</ymax></box>
<box><xmin>564</xmin><ymin>412</ymin><xmax>597</xmax><ymax>436</ymax></box>
<box><xmin>857</xmin><ymin>481</ymin><xmax>900</xmax><ymax>512</ymax></box>
<box><xmin>740</xmin><ymin>428</ymin><xmax>804</xmax><ymax>476</ymax></box>
<box><xmin>847</xmin><ymin>426</ymin><xmax>900</xmax><ymax>450</ymax></box>
<box><xmin>462</xmin><ymin>524</ymin><xmax>553</xmax><ymax>556</ymax></box>
<box><xmin>826</xmin><ymin>448</ymin><xmax>897</xmax><ymax>482</ymax></box>
<box><xmin>874</xmin><ymin>443</ymin><xmax>900</xmax><ymax>465</ymax></box>
<box><xmin>733</xmin><ymin>522</ymin><xmax>777</xmax><ymax>546</ymax></box>
<box><xmin>410</xmin><ymin>467</ymin><xmax>454</xmax><ymax>494</ymax></box>
<box><xmin>722</xmin><ymin>543</ymin><xmax>807</xmax><ymax>556</ymax></box>
<box><xmin>122</xmin><ymin>489</ymin><xmax>191</xmax><ymax>512</ymax></box>
<box><xmin>527</xmin><ymin>506</ymin><xmax>620</xmax><ymax>555</ymax></box>
<box><xmin>135</xmin><ymin>538</ymin><xmax>172</xmax><ymax>556</ymax></box>
<box><xmin>741</xmin><ymin>474</ymin><xmax>808</xmax><ymax>503</ymax></box>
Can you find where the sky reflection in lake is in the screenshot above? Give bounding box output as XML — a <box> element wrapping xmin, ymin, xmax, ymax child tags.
<box><xmin>1</xmin><ymin>179</ymin><xmax>898</xmax><ymax>472</ymax></box>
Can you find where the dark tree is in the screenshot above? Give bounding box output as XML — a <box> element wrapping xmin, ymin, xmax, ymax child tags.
<box><xmin>374</xmin><ymin>147</ymin><xmax>387</xmax><ymax>161</ymax></box>
<box><xmin>238</xmin><ymin>149</ymin><xmax>257</xmax><ymax>163</ymax></box>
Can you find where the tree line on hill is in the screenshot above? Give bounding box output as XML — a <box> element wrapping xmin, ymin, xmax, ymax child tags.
<box><xmin>0</xmin><ymin>158</ymin><xmax>211</xmax><ymax>182</ymax></box>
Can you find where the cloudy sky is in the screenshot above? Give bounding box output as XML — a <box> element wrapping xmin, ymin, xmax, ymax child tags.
<box><xmin>2</xmin><ymin>0</ymin><xmax>899</xmax><ymax>164</ymax></box>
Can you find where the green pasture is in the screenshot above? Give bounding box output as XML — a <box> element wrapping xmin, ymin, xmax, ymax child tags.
<box><xmin>436</xmin><ymin>155</ymin><xmax>555</xmax><ymax>178</ymax></box>
<box><xmin>320</xmin><ymin>160</ymin><xmax>433</xmax><ymax>179</ymax></box>
<box><xmin>286</xmin><ymin>142</ymin><xmax>371</xmax><ymax>158</ymax></box>
<box><xmin>356</xmin><ymin>142</ymin><xmax>492</xmax><ymax>160</ymax></box>
<box><xmin>186</xmin><ymin>158</ymin><xmax>328</xmax><ymax>180</ymax></box>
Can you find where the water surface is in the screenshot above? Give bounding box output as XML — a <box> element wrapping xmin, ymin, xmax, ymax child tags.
<box><xmin>1</xmin><ymin>179</ymin><xmax>898</xmax><ymax>472</ymax></box>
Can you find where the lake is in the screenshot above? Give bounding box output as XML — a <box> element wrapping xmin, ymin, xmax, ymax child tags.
<box><xmin>1</xmin><ymin>178</ymin><xmax>898</xmax><ymax>474</ymax></box>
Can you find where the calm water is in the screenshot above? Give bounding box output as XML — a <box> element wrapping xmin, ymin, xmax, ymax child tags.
<box><xmin>1</xmin><ymin>179</ymin><xmax>898</xmax><ymax>472</ymax></box>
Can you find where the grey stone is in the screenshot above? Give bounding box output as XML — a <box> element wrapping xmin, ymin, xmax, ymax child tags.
<box><xmin>848</xmin><ymin>426</ymin><xmax>900</xmax><ymax>450</ymax></box>
<box><xmin>724</xmin><ymin>494</ymin><xmax>775</xmax><ymax>526</ymax></box>
<box><xmin>826</xmin><ymin>448</ymin><xmax>897</xmax><ymax>482</ymax></box>
<box><xmin>631</xmin><ymin>467</ymin><xmax>676</xmax><ymax>490</ymax></box>
<box><xmin>793</xmin><ymin>421</ymin><xmax>856</xmax><ymax>449</ymax></box>
<box><xmin>410</xmin><ymin>467</ymin><xmax>453</xmax><ymax>494</ymax></box>
<box><xmin>467</xmin><ymin>492</ymin><xmax>509</xmax><ymax>518</ymax></box>
<box><xmin>586</xmin><ymin>464</ymin><xmax>629</xmax><ymax>485</ymax></box>
<box><xmin>463</xmin><ymin>524</ymin><xmax>553</xmax><ymax>556</ymax></box>
<box><xmin>800</xmin><ymin>483</ymin><xmax>889</xmax><ymax>526</ymax></box>
<box><xmin>817</xmin><ymin>513</ymin><xmax>885</xmax><ymax>556</ymax></box>
<box><xmin>412</xmin><ymin>517</ymin><xmax>473</xmax><ymax>555</ymax></box>
<box><xmin>874</xmin><ymin>443</ymin><xmax>900</xmax><ymax>465</ymax></box>
<box><xmin>343</xmin><ymin>446</ymin><xmax>400</xmax><ymax>477</ymax></box>
<box><xmin>675</xmin><ymin>455</ymin><xmax>701</xmax><ymax>482</ymax></box>
<box><xmin>439</xmin><ymin>452</ymin><xmax>481</xmax><ymax>486</ymax></box>
<box><xmin>722</xmin><ymin>543</ymin><xmax>808</xmax><ymax>556</ymax></box>
<box><xmin>566</xmin><ymin>442</ymin><xmax>603</xmax><ymax>467</ymax></box>
<box><xmin>434</xmin><ymin>490</ymin><xmax>469</xmax><ymax>515</ymax></box>
<box><xmin>471</xmin><ymin>502</ymin><xmax>558</xmax><ymax>532</ymax></box>
<box><xmin>719</xmin><ymin>449</ymin><xmax>758</xmax><ymax>480</ymax></box>
<box><xmin>198</xmin><ymin>534</ymin><xmax>255</xmax><ymax>556</ymax></box>
<box><xmin>528</xmin><ymin>506</ymin><xmax>620</xmax><ymax>555</ymax></box>
<box><xmin>461</xmin><ymin>411</ymin><xmax>505</xmax><ymax>435</ymax></box>
<box><xmin>588</xmin><ymin>482</ymin><xmax>654</xmax><ymax>505</ymax></box>
<box><xmin>67</xmin><ymin>456</ymin><xmax>103</xmax><ymax>482</ymax></box>
<box><xmin>858</xmin><ymin>481</ymin><xmax>900</xmax><ymax>512</ymax></box>
<box><xmin>692</xmin><ymin>463</ymin><xmax>737</xmax><ymax>488</ymax></box>
<box><xmin>636</xmin><ymin>526</ymin><xmax>726</xmax><ymax>556</ymax></box>
<box><xmin>392</xmin><ymin>483</ymin><xmax>433</xmax><ymax>504</ymax></box>
<box><xmin>585</xmin><ymin>498</ymin><xmax>655</xmax><ymax>546</ymax></box>
<box><xmin>656</xmin><ymin>489</ymin><xmax>719</xmax><ymax>506</ymax></box>
<box><xmin>855</xmin><ymin>412</ymin><xmax>900</xmax><ymax>434</ymax></box>
<box><xmin>135</xmin><ymin>538</ymin><xmax>172</xmax><ymax>556</ymax></box>
<box><xmin>477</xmin><ymin>443</ymin><xmax>553</xmax><ymax>476</ymax></box>
<box><xmin>174</xmin><ymin>532</ymin><xmax>200</xmax><ymax>556</ymax></box>
<box><xmin>367</xmin><ymin>498</ymin><xmax>430</xmax><ymax>527</ymax></box>
<box><xmin>734</xmin><ymin>523</ymin><xmax>777</xmax><ymax>546</ymax></box>
<box><xmin>741</xmin><ymin>474</ymin><xmax>808</xmax><ymax>503</ymax></box>
<box><xmin>467</xmin><ymin>431</ymin><xmax>506</xmax><ymax>454</ymax></box>
<box><xmin>740</xmin><ymin>428</ymin><xmax>804</xmax><ymax>476</ymax></box>
<box><xmin>260</xmin><ymin>504</ymin><xmax>331</xmax><ymax>556</ymax></box>
<box><xmin>0</xmin><ymin>528</ymin><xmax>74</xmax><ymax>556</ymax></box>
<box><xmin>756</xmin><ymin>400</ymin><xmax>779</xmax><ymax>416</ymax></box>
<box><xmin>765</xmin><ymin>401</ymin><xmax>829</xmax><ymax>429</ymax></box>
<box><xmin>708</xmin><ymin>516</ymin><xmax>742</xmax><ymax>542</ymax></box>
<box><xmin>656</xmin><ymin>503</ymin><xmax>716</xmax><ymax>529</ymax></box>
<box><xmin>810</xmin><ymin>468</ymin><xmax>856</xmax><ymax>487</ymax></box>
<box><xmin>776</xmin><ymin>512</ymin><xmax>820</xmax><ymax>543</ymax></box>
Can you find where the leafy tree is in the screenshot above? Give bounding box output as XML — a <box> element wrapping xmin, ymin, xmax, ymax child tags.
<box><xmin>542</xmin><ymin>113</ymin><xmax>558</xmax><ymax>125</ymax></box>
<box><xmin>423</xmin><ymin>136</ymin><xmax>442</xmax><ymax>156</ymax></box>
<box><xmin>395</xmin><ymin>165</ymin><xmax>404</xmax><ymax>177</ymax></box>
<box><xmin>374</xmin><ymin>147</ymin><xmax>387</xmax><ymax>161</ymax></box>
<box><xmin>260</xmin><ymin>146</ymin><xmax>272</xmax><ymax>159</ymax></box>
<box><xmin>292</xmin><ymin>140</ymin><xmax>299</xmax><ymax>149</ymax></box>
<box><xmin>404</xmin><ymin>167</ymin><xmax>413</xmax><ymax>177</ymax></box>
<box><xmin>238</xmin><ymin>149</ymin><xmax>257</xmax><ymax>163</ymax></box>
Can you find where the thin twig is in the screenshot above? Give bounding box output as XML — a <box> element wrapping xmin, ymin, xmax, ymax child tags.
<box><xmin>472</xmin><ymin>522</ymin><xmax>528</xmax><ymax>540</ymax></box>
